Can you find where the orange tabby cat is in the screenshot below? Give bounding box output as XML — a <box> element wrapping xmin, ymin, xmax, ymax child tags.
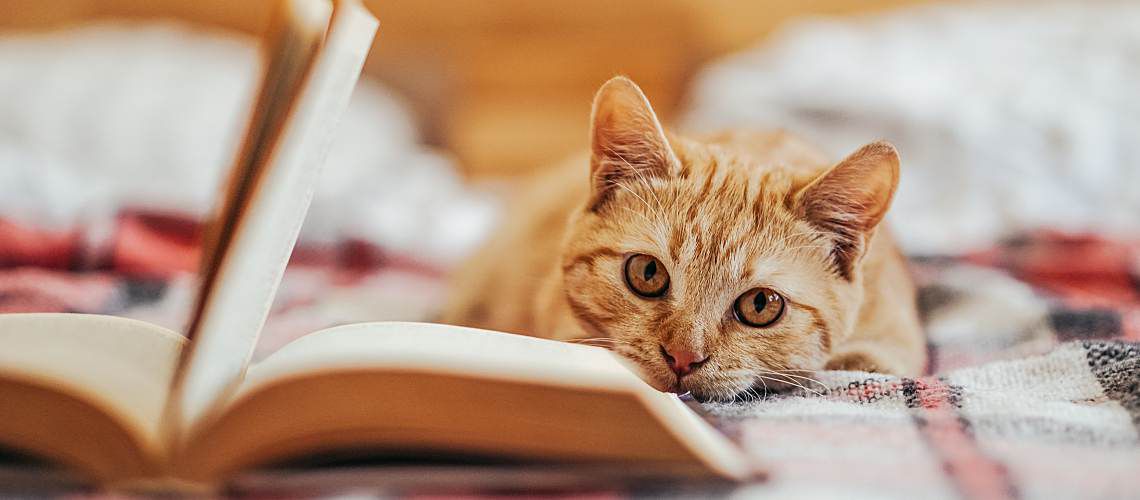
<box><xmin>443</xmin><ymin>77</ymin><xmax>925</xmax><ymax>400</ymax></box>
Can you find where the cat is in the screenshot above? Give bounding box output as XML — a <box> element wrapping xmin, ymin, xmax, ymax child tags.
<box><xmin>442</xmin><ymin>76</ymin><xmax>925</xmax><ymax>401</ymax></box>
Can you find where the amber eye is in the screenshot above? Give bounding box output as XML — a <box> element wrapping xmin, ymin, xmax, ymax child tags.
<box><xmin>733</xmin><ymin>287</ymin><xmax>785</xmax><ymax>327</ymax></box>
<box><xmin>623</xmin><ymin>254</ymin><xmax>670</xmax><ymax>298</ymax></box>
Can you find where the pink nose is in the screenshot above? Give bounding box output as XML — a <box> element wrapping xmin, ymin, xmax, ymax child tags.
<box><xmin>660</xmin><ymin>345</ymin><xmax>709</xmax><ymax>377</ymax></box>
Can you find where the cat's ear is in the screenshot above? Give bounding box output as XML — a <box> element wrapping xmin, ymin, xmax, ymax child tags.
<box><xmin>588</xmin><ymin>76</ymin><xmax>679</xmax><ymax>209</ymax></box>
<box><xmin>793</xmin><ymin>141</ymin><xmax>899</xmax><ymax>280</ymax></box>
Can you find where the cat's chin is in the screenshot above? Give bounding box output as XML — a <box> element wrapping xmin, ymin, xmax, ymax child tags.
<box><xmin>613</xmin><ymin>353</ymin><xmax>805</xmax><ymax>402</ymax></box>
<box><xmin>682</xmin><ymin>377</ymin><xmax>809</xmax><ymax>403</ymax></box>
<box><xmin>621</xmin><ymin>363</ymin><xmax>764</xmax><ymax>402</ymax></box>
<box><xmin>673</xmin><ymin>378</ymin><xmax>750</xmax><ymax>403</ymax></box>
<box><xmin>632</xmin><ymin>371</ymin><xmax>731</xmax><ymax>402</ymax></box>
<box><xmin>681</xmin><ymin>386</ymin><xmax>746</xmax><ymax>404</ymax></box>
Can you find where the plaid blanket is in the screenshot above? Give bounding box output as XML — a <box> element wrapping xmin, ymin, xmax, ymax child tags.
<box><xmin>706</xmin><ymin>233</ymin><xmax>1140</xmax><ymax>500</ymax></box>
<box><xmin>2</xmin><ymin>214</ymin><xmax>1138</xmax><ymax>498</ymax></box>
<box><xmin>0</xmin><ymin>213</ymin><xmax>445</xmax><ymax>360</ymax></box>
<box><xmin>710</xmin><ymin>344</ymin><xmax>1140</xmax><ymax>500</ymax></box>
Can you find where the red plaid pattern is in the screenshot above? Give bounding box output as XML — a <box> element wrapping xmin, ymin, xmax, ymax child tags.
<box><xmin>2</xmin><ymin>216</ymin><xmax>1138</xmax><ymax>498</ymax></box>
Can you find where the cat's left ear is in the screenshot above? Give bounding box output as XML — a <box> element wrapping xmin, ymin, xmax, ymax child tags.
<box><xmin>793</xmin><ymin>141</ymin><xmax>900</xmax><ymax>280</ymax></box>
<box><xmin>588</xmin><ymin>76</ymin><xmax>680</xmax><ymax>210</ymax></box>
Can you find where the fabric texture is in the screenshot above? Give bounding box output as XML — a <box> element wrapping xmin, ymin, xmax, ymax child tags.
<box><xmin>0</xmin><ymin>211</ymin><xmax>444</xmax><ymax>360</ymax></box>
<box><xmin>3</xmin><ymin>216</ymin><xmax>1138</xmax><ymax>498</ymax></box>
<box><xmin>703</xmin><ymin>234</ymin><xmax>1140</xmax><ymax>499</ymax></box>
<box><xmin>3</xmin><ymin>10</ymin><xmax>1140</xmax><ymax>499</ymax></box>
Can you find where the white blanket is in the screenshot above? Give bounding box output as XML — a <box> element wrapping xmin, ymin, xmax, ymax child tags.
<box><xmin>683</xmin><ymin>1</ymin><xmax>1140</xmax><ymax>254</ymax></box>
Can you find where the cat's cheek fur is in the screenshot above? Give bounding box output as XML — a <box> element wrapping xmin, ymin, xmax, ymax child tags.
<box><xmin>554</xmin><ymin>216</ymin><xmax>850</xmax><ymax>399</ymax></box>
<box><xmin>445</xmin><ymin>78</ymin><xmax>926</xmax><ymax>398</ymax></box>
<box><xmin>721</xmin><ymin>310</ymin><xmax>831</xmax><ymax>389</ymax></box>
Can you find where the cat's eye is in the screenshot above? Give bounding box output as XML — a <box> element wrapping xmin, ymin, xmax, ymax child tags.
<box><xmin>623</xmin><ymin>254</ymin><xmax>670</xmax><ymax>298</ymax></box>
<box><xmin>733</xmin><ymin>287</ymin><xmax>785</xmax><ymax>327</ymax></box>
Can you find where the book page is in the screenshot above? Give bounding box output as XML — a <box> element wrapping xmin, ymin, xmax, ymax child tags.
<box><xmin>168</xmin><ymin>0</ymin><xmax>378</xmax><ymax>438</ymax></box>
<box><xmin>177</xmin><ymin>322</ymin><xmax>751</xmax><ymax>482</ymax></box>
<box><xmin>0</xmin><ymin>314</ymin><xmax>185</xmax><ymax>481</ymax></box>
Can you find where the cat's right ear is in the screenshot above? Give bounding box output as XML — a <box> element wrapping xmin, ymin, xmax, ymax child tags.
<box><xmin>588</xmin><ymin>76</ymin><xmax>679</xmax><ymax>210</ymax></box>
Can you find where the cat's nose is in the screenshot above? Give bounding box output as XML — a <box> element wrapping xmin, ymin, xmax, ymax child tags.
<box><xmin>660</xmin><ymin>345</ymin><xmax>709</xmax><ymax>377</ymax></box>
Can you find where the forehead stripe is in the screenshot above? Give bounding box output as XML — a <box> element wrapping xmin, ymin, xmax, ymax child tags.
<box><xmin>562</xmin><ymin>247</ymin><xmax>622</xmax><ymax>274</ymax></box>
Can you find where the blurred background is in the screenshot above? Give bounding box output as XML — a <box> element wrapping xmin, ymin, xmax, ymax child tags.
<box><xmin>1</xmin><ymin>0</ymin><xmax>927</xmax><ymax>175</ymax></box>
<box><xmin>1</xmin><ymin>0</ymin><xmax>1137</xmax><ymax>356</ymax></box>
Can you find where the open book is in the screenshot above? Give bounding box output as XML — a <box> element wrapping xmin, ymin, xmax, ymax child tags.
<box><xmin>0</xmin><ymin>0</ymin><xmax>751</xmax><ymax>490</ymax></box>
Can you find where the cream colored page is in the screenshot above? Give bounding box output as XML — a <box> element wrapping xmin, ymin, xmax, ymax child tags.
<box><xmin>221</xmin><ymin>321</ymin><xmax>752</xmax><ymax>480</ymax></box>
<box><xmin>174</xmin><ymin>0</ymin><xmax>378</xmax><ymax>433</ymax></box>
<box><xmin>234</xmin><ymin>322</ymin><xmax>647</xmax><ymax>399</ymax></box>
<box><xmin>636</xmin><ymin>388</ymin><xmax>753</xmax><ymax>479</ymax></box>
<box><xmin>0</xmin><ymin>314</ymin><xmax>185</xmax><ymax>450</ymax></box>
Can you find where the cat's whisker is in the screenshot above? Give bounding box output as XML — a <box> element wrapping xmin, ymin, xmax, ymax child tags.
<box><xmin>601</xmin><ymin>147</ymin><xmax>656</xmax><ymax>192</ymax></box>
<box><xmin>767</xmin><ymin>370</ymin><xmax>829</xmax><ymax>390</ymax></box>
<box><xmin>617</xmin><ymin>205</ymin><xmax>655</xmax><ymax>227</ymax></box>
<box><xmin>753</xmin><ymin>375</ymin><xmax>770</xmax><ymax>397</ymax></box>
<box><xmin>619</xmin><ymin>150</ymin><xmax>666</xmax><ymax>215</ymax></box>
<box><xmin>747</xmin><ymin>386</ymin><xmax>764</xmax><ymax>401</ymax></box>
<box><xmin>773</xmin><ymin>368</ymin><xmax>832</xmax><ymax>380</ymax></box>
<box><xmin>571</xmin><ymin>341</ymin><xmax>617</xmax><ymax>347</ymax></box>
<box><xmin>572</xmin><ymin>338</ymin><xmax>638</xmax><ymax>351</ymax></box>
<box><xmin>604</xmin><ymin>164</ymin><xmax>667</xmax><ymax>224</ymax></box>
<box><xmin>757</xmin><ymin>374</ymin><xmax>810</xmax><ymax>397</ymax></box>
<box><xmin>758</xmin><ymin>371</ymin><xmax>825</xmax><ymax>397</ymax></box>
<box><xmin>759</xmin><ymin>369</ymin><xmax>818</xmax><ymax>389</ymax></box>
<box><xmin>768</xmin><ymin>363</ymin><xmax>826</xmax><ymax>374</ymax></box>
<box><xmin>611</xmin><ymin>345</ymin><xmax>650</xmax><ymax>361</ymax></box>
<box><xmin>609</xmin><ymin>179</ymin><xmax>659</xmax><ymax>222</ymax></box>
<box><xmin>735</xmin><ymin>388</ymin><xmax>751</xmax><ymax>402</ymax></box>
<box><xmin>584</xmin><ymin>343</ymin><xmax>634</xmax><ymax>351</ymax></box>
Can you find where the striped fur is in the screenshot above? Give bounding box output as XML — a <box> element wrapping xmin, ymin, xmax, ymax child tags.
<box><xmin>443</xmin><ymin>77</ymin><xmax>925</xmax><ymax>401</ymax></box>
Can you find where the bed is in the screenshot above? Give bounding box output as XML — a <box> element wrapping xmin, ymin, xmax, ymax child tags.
<box><xmin>1</xmin><ymin>3</ymin><xmax>1138</xmax><ymax>498</ymax></box>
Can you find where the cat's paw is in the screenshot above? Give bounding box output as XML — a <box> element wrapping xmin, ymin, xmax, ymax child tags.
<box><xmin>825</xmin><ymin>351</ymin><xmax>903</xmax><ymax>374</ymax></box>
